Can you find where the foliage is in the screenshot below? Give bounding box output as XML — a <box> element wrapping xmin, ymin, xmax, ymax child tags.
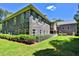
<box><xmin>3</xmin><ymin>4</ymin><xmax>50</xmax><ymax>24</ymax></box>
<box><xmin>2</xmin><ymin>12</ymin><xmax>29</xmax><ymax>35</ymax></box>
<box><xmin>51</xmin><ymin>18</ymin><xmax>64</xmax><ymax>23</ymax></box>
<box><xmin>49</xmin><ymin>36</ymin><xmax>79</xmax><ymax>56</ymax></box>
<box><xmin>34</xmin><ymin>36</ymin><xmax>79</xmax><ymax>56</ymax></box>
<box><xmin>33</xmin><ymin>48</ymin><xmax>57</xmax><ymax>56</ymax></box>
<box><xmin>17</xmin><ymin>34</ymin><xmax>37</xmax><ymax>40</ymax></box>
<box><xmin>74</xmin><ymin>10</ymin><xmax>79</xmax><ymax>35</ymax></box>
<box><xmin>74</xmin><ymin>13</ymin><xmax>79</xmax><ymax>22</ymax></box>
<box><xmin>36</xmin><ymin>35</ymin><xmax>52</xmax><ymax>42</ymax></box>
<box><xmin>0</xmin><ymin>36</ymin><xmax>79</xmax><ymax>56</ymax></box>
<box><xmin>0</xmin><ymin>34</ymin><xmax>52</xmax><ymax>44</ymax></box>
<box><xmin>0</xmin><ymin>8</ymin><xmax>12</xmax><ymax>21</ymax></box>
<box><xmin>0</xmin><ymin>34</ymin><xmax>37</xmax><ymax>43</ymax></box>
<box><xmin>0</xmin><ymin>35</ymin><xmax>53</xmax><ymax>56</ymax></box>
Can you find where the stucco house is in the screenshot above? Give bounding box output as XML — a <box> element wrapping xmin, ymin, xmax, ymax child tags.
<box><xmin>50</xmin><ymin>21</ymin><xmax>58</xmax><ymax>34</ymax></box>
<box><xmin>2</xmin><ymin>4</ymin><xmax>77</xmax><ymax>36</ymax></box>
<box><xmin>50</xmin><ymin>20</ymin><xmax>77</xmax><ymax>35</ymax></box>
<box><xmin>2</xmin><ymin>4</ymin><xmax>50</xmax><ymax>35</ymax></box>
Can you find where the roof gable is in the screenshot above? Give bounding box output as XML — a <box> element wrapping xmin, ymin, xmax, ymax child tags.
<box><xmin>3</xmin><ymin>4</ymin><xmax>49</xmax><ymax>22</ymax></box>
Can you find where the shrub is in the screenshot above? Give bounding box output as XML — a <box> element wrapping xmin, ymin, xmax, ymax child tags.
<box><xmin>0</xmin><ymin>34</ymin><xmax>11</xmax><ymax>39</ymax></box>
<box><xmin>18</xmin><ymin>34</ymin><xmax>37</xmax><ymax>44</ymax></box>
<box><xmin>0</xmin><ymin>34</ymin><xmax>37</xmax><ymax>44</ymax></box>
<box><xmin>58</xmin><ymin>33</ymin><xmax>67</xmax><ymax>36</ymax></box>
<box><xmin>36</xmin><ymin>35</ymin><xmax>52</xmax><ymax>42</ymax></box>
<box><xmin>0</xmin><ymin>34</ymin><xmax>51</xmax><ymax>44</ymax></box>
<box><xmin>18</xmin><ymin>34</ymin><xmax>37</xmax><ymax>40</ymax></box>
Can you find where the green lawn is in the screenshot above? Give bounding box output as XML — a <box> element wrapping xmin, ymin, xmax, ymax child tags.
<box><xmin>0</xmin><ymin>36</ymin><xmax>79</xmax><ymax>56</ymax></box>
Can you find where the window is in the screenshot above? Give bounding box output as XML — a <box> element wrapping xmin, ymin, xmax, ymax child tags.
<box><xmin>33</xmin><ymin>29</ymin><xmax>36</xmax><ymax>35</ymax></box>
<box><xmin>16</xmin><ymin>14</ymin><xmax>22</xmax><ymax>25</ymax></box>
<box><xmin>21</xmin><ymin>14</ymin><xmax>25</xmax><ymax>23</ymax></box>
<box><xmin>3</xmin><ymin>22</ymin><xmax>7</xmax><ymax>33</ymax></box>
<box><xmin>38</xmin><ymin>16</ymin><xmax>42</xmax><ymax>23</ymax></box>
<box><xmin>62</xmin><ymin>27</ymin><xmax>64</xmax><ymax>29</ymax></box>
<box><xmin>26</xmin><ymin>11</ymin><xmax>30</xmax><ymax>17</ymax></box>
<box><xmin>31</xmin><ymin>11</ymin><xmax>38</xmax><ymax>20</ymax></box>
<box><xmin>14</xmin><ymin>17</ymin><xmax>16</xmax><ymax>25</ymax></box>
<box><xmin>63</xmin><ymin>27</ymin><xmax>64</xmax><ymax>29</ymax></box>
<box><xmin>40</xmin><ymin>30</ymin><xmax>41</xmax><ymax>34</ymax></box>
<box><xmin>68</xmin><ymin>26</ymin><xmax>69</xmax><ymax>30</ymax></box>
<box><xmin>23</xmin><ymin>11</ymin><xmax>30</xmax><ymax>19</ymax></box>
<box><xmin>9</xmin><ymin>18</ymin><xmax>14</xmax><ymax>25</ymax></box>
<box><xmin>24</xmin><ymin>12</ymin><xmax>26</xmax><ymax>19</ymax></box>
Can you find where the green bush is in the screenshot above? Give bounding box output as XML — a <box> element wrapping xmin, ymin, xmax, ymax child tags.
<box><xmin>0</xmin><ymin>34</ymin><xmax>51</xmax><ymax>44</ymax></box>
<box><xmin>0</xmin><ymin>34</ymin><xmax>37</xmax><ymax>42</ymax></box>
<box><xmin>17</xmin><ymin>34</ymin><xmax>37</xmax><ymax>40</ymax></box>
<box><xmin>36</xmin><ymin>35</ymin><xmax>52</xmax><ymax>42</ymax></box>
<box><xmin>0</xmin><ymin>34</ymin><xmax>11</xmax><ymax>39</ymax></box>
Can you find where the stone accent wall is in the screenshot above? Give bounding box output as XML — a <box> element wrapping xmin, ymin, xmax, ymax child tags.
<box><xmin>29</xmin><ymin>16</ymin><xmax>50</xmax><ymax>35</ymax></box>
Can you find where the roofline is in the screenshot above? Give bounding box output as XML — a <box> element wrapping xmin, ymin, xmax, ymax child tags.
<box><xmin>3</xmin><ymin>4</ymin><xmax>49</xmax><ymax>23</ymax></box>
<box><xmin>58</xmin><ymin>23</ymin><xmax>77</xmax><ymax>26</ymax></box>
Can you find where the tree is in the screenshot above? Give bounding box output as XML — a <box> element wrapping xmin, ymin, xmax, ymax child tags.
<box><xmin>0</xmin><ymin>8</ymin><xmax>4</xmax><ymax>21</ymax></box>
<box><xmin>51</xmin><ymin>18</ymin><xmax>63</xmax><ymax>22</ymax></box>
<box><xmin>74</xmin><ymin>4</ymin><xmax>79</xmax><ymax>36</ymax></box>
<box><xmin>51</xmin><ymin>18</ymin><xmax>64</xmax><ymax>26</ymax></box>
<box><xmin>74</xmin><ymin>11</ymin><xmax>79</xmax><ymax>35</ymax></box>
<box><xmin>0</xmin><ymin>8</ymin><xmax>12</xmax><ymax>21</ymax></box>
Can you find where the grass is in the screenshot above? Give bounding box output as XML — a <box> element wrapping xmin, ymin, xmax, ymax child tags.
<box><xmin>0</xmin><ymin>36</ymin><xmax>79</xmax><ymax>56</ymax></box>
<box><xmin>0</xmin><ymin>36</ymin><xmax>54</xmax><ymax>56</ymax></box>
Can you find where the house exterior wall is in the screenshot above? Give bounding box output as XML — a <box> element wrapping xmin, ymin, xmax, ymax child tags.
<box><xmin>29</xmin><ymin>15</ymin><xmax>50</xmax><ymax>35</ymax></box>
<box><xmin>50</xmin><ymin>22</ymin><xmax>57</xmax><ymax>34</ymax></box>
<box><xmin>2</xmin><ymin>10</ymin><xmax>30</xmax><ymax>35</ymax></box>
<box><xmin>58</xmin><ymin>23</ymin><xmax>77</xmax><ymax>35</ymax></box>
<box><xmin>2</xmin><ymin>7</ymin><xmax>50</xmax><ymax>35</ymax></box>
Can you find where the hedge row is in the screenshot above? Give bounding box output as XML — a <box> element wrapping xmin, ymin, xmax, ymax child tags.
<box><xmin>0</xmin><ymin>34</ymin><xmax>52</xmax><ymax>44</ymax></box>
<box><xmin>36</xmin><ymin>35</ymin><xmax>52</xmax><ymax>42</ymax></box>
<box><xmin>0</xmin><ymin>34</ymin><xmax>37</xmax><ymax>41</ymax></box>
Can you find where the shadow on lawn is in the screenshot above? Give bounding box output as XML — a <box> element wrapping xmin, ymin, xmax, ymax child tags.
<box><xmin>49</xmin><ymin>38</ymin><xmax>79</xmax><ymax>56</ymax></box>
<box><xmin>33</xmin><ymin>38</ymin><xmax>79</xmax><ymax>56</ymax></box>
<box><xmin>33</xmin><ymin>48</ymin><xmax>57</xmax><ymax>56</ymax></box>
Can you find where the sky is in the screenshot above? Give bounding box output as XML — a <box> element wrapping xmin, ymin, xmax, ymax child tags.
<box><xmin>0</xmin><ymin>3</ymin><xmax>78</xmax><ymax>21</ymax></box>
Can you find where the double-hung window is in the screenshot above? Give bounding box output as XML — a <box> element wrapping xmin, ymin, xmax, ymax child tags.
<box><xmin>33</xmin><ymin>29</ymin><xmax>36</xmax><ymax>35</ymax></box>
